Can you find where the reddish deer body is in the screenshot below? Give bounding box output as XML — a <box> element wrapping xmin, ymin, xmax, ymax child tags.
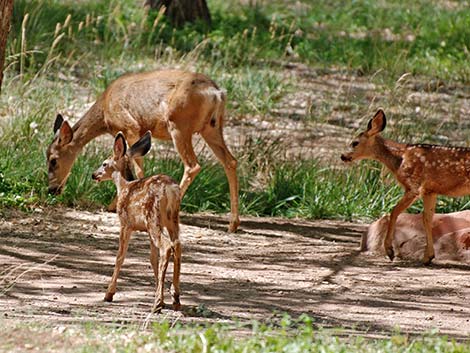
<box><xmin>341</xmin><ymin>109</ymin><xmax>470</xmax><ymax>265</ymax></box>
<box><xmin>47</xmin><ymin>70</ymin><xmax>239</xmax><ymax>232</ymax></box>
<box><xmin>92</xmin><ymin>131</ymin><xmax>181</xmax><ymax>313</ymax></box>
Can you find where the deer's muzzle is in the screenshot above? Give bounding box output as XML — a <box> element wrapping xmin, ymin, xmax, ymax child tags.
<box><xmin>340</xmin><ymin>154</ymin><xmax>353</xmax><ymax>163</ymax></box>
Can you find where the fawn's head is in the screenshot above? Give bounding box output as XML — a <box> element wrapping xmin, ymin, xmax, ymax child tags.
<box><xmin>92</xmin><ymin>131</ymin><xmax>152</xmax><ymax>182</ymax></box>
<box><xmin>46</xmin><ymin>114</ymin><xmax>77</xmax><ymax>195</ymax></box>
<box><xmin>340</xmin><ymin>109</ymin><xmax>387</xmax><ymax>163</ymax></box>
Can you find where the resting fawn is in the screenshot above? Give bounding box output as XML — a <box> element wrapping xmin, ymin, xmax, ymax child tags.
<box><xmin>92</xmin><ymin>131</ymin><xmax>181</xmax><ymax>312</ymax></box>
<box><xmin>341</xmin><ymin>109</ymin><xmax>470</xmax><ymax>265</ymax></box>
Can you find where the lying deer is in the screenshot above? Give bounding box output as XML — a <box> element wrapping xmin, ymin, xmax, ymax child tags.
<box><xmin>92</xmin><ymin>131</ymin><xmax>181</xmax><ymax>313</ymax></box>
<box><xmin>47</xmin><ymin>70</ymin><xmax>239</xmax><ymax>232</ymax></box>
<box><xmin>341</xmin><ymin>109</ymin><xmax>470</xmax><ymax>265</ymax></box>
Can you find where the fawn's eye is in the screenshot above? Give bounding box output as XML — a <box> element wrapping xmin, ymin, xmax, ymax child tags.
<box><xmin>50</xmin><ymin>158</ymin><xmax>57</xmax><ymax>168</ymax></box>
<box><xmin>351</xmin><ymin>141</ymin><xmax>359</xmax><ymax>148</ymax></box>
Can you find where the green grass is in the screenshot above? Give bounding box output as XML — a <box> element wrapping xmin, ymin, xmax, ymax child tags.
<box><xmin>2</xmin><ymin>0</ymin><xmax>470</xmax><ymax>218</ymax></box>
<box><xmin>1</xmin><ymin>317</ymin><xmax>469</xmax><ymax>353</ymax></box>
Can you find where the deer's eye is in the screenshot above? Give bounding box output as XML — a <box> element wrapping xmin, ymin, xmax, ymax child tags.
<box><xmin>49</xmin><ymin>158</ymin><xmax>57</xmax><ymax>169</ymax></box>
<box><xmin>351</xmin><ymin>141</ymin><xmax>359</xmax><ymax>148</ymax></box>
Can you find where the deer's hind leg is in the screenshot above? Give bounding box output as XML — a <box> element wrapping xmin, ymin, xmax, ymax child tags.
<box><xmin>168</xmin><ymin>125</ymin><xmax>201</xmax><ymax>198</ymax></box>
<box><xmin>201</xmin><ymin>125</ymin><xmax>240</xmax><ymax>233</ymax></box>
<box><xmin>422</xmin><ymin>193</ymin><xmax>437</xmax><ymax>265</ymax></box>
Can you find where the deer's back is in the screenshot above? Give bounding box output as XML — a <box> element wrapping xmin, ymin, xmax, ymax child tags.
<box><xmin>117</xmin><ymin>174</ymin><xmax>180</xmax><ymax>232</ymax></box>
<box><xmin>398</xmin><ymin>145</ymin><xmax>470</xmax><ymax>196</ymax></box>
<box><xmin>101</xmin><ymin>70</ymin><xmax>224</xmax><ymax>140</ymax></box>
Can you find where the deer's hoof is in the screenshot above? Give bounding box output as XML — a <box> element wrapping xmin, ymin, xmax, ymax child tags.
<box><xmin>228</xmin><ymin>218</ymin><xmax>240</xmax><ymax>233</ymax></box>
<box><xmin>104</xmin><ymin>293</ymin><xmax>114</xmax><ymax>302</ymax></box>
<box><xmin>152</xmin><ymin>303</ymin><xmax>163</xmax><ymax>314</ymax></box>
<box><xmin>385</xmin><ymin>247</ymin><xmax>395</xmax><ymax>261</ymax></box>
<box><xmin>172</xmin><ymin>302</ymin><xmax>181</xmax><ymax>311</ymax></box>
<box><xmin>423</xmin><ymin>254</ymin><xmax>435</xmax><ymax>266</ymax></box>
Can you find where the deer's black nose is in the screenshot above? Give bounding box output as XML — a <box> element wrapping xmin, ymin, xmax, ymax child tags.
<box><xmin>341</xmin><ymin>154</ymin><xmax>352</xmax><ymax>162</ymax></box>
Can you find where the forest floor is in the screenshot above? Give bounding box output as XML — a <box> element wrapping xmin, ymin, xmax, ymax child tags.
<box><xmin>1</xmin><ymin>207</ymin><xmax>470</xmax><ymax>339</ymax></box>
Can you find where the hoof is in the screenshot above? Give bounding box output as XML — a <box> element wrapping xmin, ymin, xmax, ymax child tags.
<box><xmin>152</xmin><ymin>303</ymin><xmax>163</xmax><ymax>314</ymax></box>
<box><xmin>386</xmin><ymin>247</ymin><xmax>395</xmax><ymax>261</ymax></box>
<box><xmin>423</xmin><ymin>254</ymin><xmax>435</xmax><ymax>266</ymax></box>
<box><xmin>228</xmin><ymin>218</ymin><xmax>240</xmax><ymax>233</ymax></box>
<box><xmin>173</xmin><ymin>302</ymin><xmax>181</xmax><ymax>311</ymax></box>
<box><xmin>104</xmin><ymin>293</ymin><xmax>114</xmax><ymax>302</ymax></box>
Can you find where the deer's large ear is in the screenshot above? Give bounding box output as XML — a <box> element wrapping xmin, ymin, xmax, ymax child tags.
<box><xmin>58</xmin><ymin>120</ymin><xmax>73</xmax><ymax>146</ymax></box>
<box><xmin>114</xmin><ymin>132</ymin><xmax>127</xmax><ymax>159</ymax></box>
<box><xmin>366</xmin><ymin>109</ymin><xmax>387</xmax><ymax>136</ymax></box>
<box><xmin>53</xmin><ymin>114</ymin><xmax>64</xmax><ymax>134</ymax></box>
<box><xmin>129</xmin><ymin>131</ymin><xmax>152</xmax><ymax>158</ymax></box>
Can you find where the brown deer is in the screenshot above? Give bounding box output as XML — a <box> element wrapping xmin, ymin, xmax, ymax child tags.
<box><xmin>92</xmin><ymin>131</ymin><xmax>181</xmax><ymax>313</ymax></box>
<box><xmin>341</xmin><ymin>109</ymin><xmax>470</xmax><ymax>265</ymax></box>
<box><xmin>46</xmin><ymin>70</ymin><xmax>239</xmax><ymax>232</ymax></box>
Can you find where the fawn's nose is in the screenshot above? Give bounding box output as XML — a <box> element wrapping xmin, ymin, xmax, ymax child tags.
<box><xmin>91</xmin><ymin>173</ymin><xmax>98</xmax><ymax>180</ymax></box>
<box><xmin>340</xmin><ymin>154</ymin><xmax>352</xmax><ymax>162</ymax></box>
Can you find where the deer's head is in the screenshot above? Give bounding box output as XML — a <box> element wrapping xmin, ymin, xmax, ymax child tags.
<box><xmin>92</xmin><ymin>131</ymin><xmax>152</xmax><ymax>182</ymax></box>
<box><xmin>340</xmin><ymin>109</ymin><xmax>387</xmax><ymax>163</ymax></box>
<box><xmin>46</xmin><ymin>114</ymin><xmax>77</xmax><ymax>195</ymax></box>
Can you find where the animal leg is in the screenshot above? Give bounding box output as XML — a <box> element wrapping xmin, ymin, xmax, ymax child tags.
<box><xmin>384</xmin><ymin>191</ymin><xmax>418</xmax><ymax>261</ymax></box>
<box><xmin>422</xmin><ymin>193</ymin><xmax>437</xmax><ymax>265</ymax></box>
<box><xmin>105</xmin><ymin>226</ymin><xmax>132</xmax><ymax>302</ymax></box>
<box><xmin>201</xmin><ymin>126</ymin><xmax>240</xmax><ymax>232</ymax></box>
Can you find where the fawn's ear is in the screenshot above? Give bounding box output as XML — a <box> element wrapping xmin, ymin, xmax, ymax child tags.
<box><xmin>128</xmin><ymin>131</ymin><xmax>152</xmax><ymax>158</ymax></box>
<box><xmin>53</xmin><ymin>114</ymin><xmax>64</xmax><ymax>134</ymax></box>
<box><xmin>366</xmin><ymin>109</ymin><xmax>387</xmax><ymax>136</ymax></box>
<box><xmin>113</xmin><ymin>132</ymin><xmax>127</xmax><ymax>159</ymax></box>
<box><xmin>58</xmin><ymin>120</ymin><xmax>73</xmax><ymax>146</ymax></box>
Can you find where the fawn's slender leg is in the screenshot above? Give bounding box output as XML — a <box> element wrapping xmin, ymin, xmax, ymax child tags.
<box><xmin>384</xmin><ymin>191</ymin><xmax>418</xmax><ymax>261</ymax></box>
<box><xmin>153</xmin><ymin>241</ymin><xmax>172</xmax><ymax>313</ymax></box>
<box><xmin>422</xmin><ymin>193</ymin><xmax>437</xmax><ymax>265</ymax></box>
<box><xmin>105</xmin><ymin>226</ymin><xmax>132</xmax><ymax>301</ymax></box>
<box><xmin>170</xmin><ymin>238</ymin><xmax>182</xmax><ymax>311</ymax></box>
<box><xmin>201</xmin><ymin>126</ymin><xmax>240</xmax><ymax>233</ymax></box>
<box><xmin>149</xmin><ymin>238</ymin><xmax>159</xmax><ymax>283</ymax></box>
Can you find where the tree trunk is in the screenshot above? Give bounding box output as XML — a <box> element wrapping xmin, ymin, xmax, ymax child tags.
<box><xmin>0</xmin><ymin>0</ymin><xmax>13</xmax><ymax>93</ymax></box>
<box><xmin>144</xmin><ymin>0</ymin><xmax>211</xmax><ymax>27</ymax></box>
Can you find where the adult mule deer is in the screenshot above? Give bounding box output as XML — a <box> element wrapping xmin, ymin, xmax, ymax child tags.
<box><xmin>46</xmin><ymin>70</ymin><xmax>240</xmax><ymax>232</ymax></box>
<box><xmin>341</xmin><ymin>109</ymin><xmax>470</xmax><ymax>265</ymax></box>
<box><xmin>92</xmin><ymin>131</ymin><xmax>181</xmax><ymax>313</ymax></box>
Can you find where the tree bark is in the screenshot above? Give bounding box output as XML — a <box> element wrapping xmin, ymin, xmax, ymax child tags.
<box><xmin>144</xmin><ymin>0</ymin><xmax>211</xmax><ymax>27</ymax></box>
<box><xmin>0</xmin><ymin>0</ymin><xmax>13</xmax><ymax>93</ymax></box>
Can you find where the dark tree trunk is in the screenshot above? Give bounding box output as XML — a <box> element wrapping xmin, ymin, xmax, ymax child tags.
<box><xmin>144</xmin><ymin>0</ymin><xmax>211</xmax><ymax>27</ymax></box>
<box><xmin>0</xmin><ymin>0</ymin><xmax>13</xmax><ymax>93</ymax></box>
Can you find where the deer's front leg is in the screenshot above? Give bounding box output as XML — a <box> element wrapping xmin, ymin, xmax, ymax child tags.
<box><xmin>384</xmin><ymin>191</ymin><xmax>418</xmax><ymax>261</ymax></box>
<box><xmin>422</xmin><ymin>193</ymin><xmax>437</xmax><ymax>265</ymax></box>
<box><xmin>105</xmin><ymin>226</ymin><xmax>132</xmax><ymax>302</ymax></box>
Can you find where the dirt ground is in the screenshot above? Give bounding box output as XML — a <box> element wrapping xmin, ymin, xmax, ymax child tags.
<box><xmin>1</xmin><ymin>208</ymin><xmax>470</xmax><ymax>339</ymax></box>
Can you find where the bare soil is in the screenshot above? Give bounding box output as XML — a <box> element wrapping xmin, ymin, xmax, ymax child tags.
<box><xmin>1</xmin><ymin>208</ymin><xmax>470</xmax><ymax>338</ymax></box>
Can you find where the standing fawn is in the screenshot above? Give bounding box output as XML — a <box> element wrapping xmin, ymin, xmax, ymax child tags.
<box><xmin>47</xmin><ymin>70</ymin><xmax>239</xmax><ymax>232</ymax></box>
<box><xmin>341</xmin><ymin>109</ymin><xmax>470</xmax><ymax>265</ymax></box>
<box><xmin>92</xmin><ymin>131</ymin><xmax>181</xmax><ymax>313</ymax></box>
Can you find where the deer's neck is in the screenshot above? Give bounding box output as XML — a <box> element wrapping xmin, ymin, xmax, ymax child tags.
<box><xmin>374</xmin><ymin>137</ymin><xmax>405</xmax><ymax>173</ymax></box>
<box><xmin>112</xmin><ymin>171</ymin><xmax>128</xmax><ymax>196</ymax></box>
<box><xmin>69</xmin><ymin>99</ymin><xmax>107</xmax><ymax>153</ymax></box>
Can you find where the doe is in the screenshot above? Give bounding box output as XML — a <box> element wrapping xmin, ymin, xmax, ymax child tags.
<box><xmin>92</xmin><ymin>131</ymin><xmax>181</xmax><ymax>312</ymax></box>
<box><xmin>341</xmin><ymin>109</ymin><xmax>470</xmax><ymax>265</ymax></box>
